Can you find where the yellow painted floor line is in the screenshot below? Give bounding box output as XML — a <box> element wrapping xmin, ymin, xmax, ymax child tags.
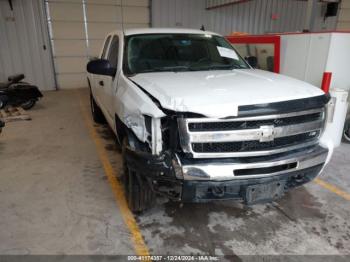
<box><xmin>314</xmin><ymin>178</ymin><xmax>350</xmax><ymax>201</ymax></box>
<box><xmin>77</xmin><ymin>91</ymin><xmax>150</xmax><ymax>256</ymax></box>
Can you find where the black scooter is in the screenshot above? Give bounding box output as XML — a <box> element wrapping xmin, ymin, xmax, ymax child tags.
<box><xmin>0</xmin><ymin>74</ymin><xmax>43</xmax><ymax>110</ymax></box>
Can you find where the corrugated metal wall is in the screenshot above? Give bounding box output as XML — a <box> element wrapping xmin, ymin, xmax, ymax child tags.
<box><xmin>152</xmin><ymin>0</ymin><xmax>309</xmax><ymax>35</ymax></box>
<box><xmin>45</xmin><ymin>0</ymin><xmax>150</xmax><ymax>89</ymax></box>
<box><xmin>0</xmin><ymin>0</ymin><xmax>56</xmax><ymax>90</ymax></box>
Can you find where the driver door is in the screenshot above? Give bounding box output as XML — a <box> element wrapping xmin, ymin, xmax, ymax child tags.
<box><xmin>101</xmin><ymin>34</ymin><xmax>119</xmax><ymax>124</ymax></box>
<box><xmin>93</xmin><ymin>35</ymin><xmax>111</xmax><ymax>107</ymax></box>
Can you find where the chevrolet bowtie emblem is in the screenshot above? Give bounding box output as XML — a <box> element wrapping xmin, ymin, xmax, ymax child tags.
<box><xmin>260</xmin><ymin>125</ymin><xmax>275</xmax><ymax>142</ymax></box>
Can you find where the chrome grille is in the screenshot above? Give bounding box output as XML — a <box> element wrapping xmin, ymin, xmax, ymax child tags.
<box><xmin>178</xmin><ymin>108</ymin><xmax>325</xmax><ymax>158</ymax></box>
<box><xmin>188</xmin><ymin>112</ymin><xmax>323</xmax><ymax>132</ymax></box>
<box><xmin>192</xmin><ymin>131</ymin><xmax>320</xmax><ymax>153</ymax></box>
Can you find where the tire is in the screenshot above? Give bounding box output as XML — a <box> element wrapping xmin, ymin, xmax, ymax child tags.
<box><xmin>90</xmin><ymin>92</ymin><xmax>105</xmax><ymax>124</ymax></box>
<box><xmin>343</xmin><ymin>120</ymin><xmax>350</xmax><ymax>143</ymax></box>
<box><xmin>20</xmin><ymin>99</ymin><xmax>36</xmax><ymax>110</ymax></box>
<box><xmin>122</xmin><ymin>138</ymin><xmax>156</xmax><ymax>213</ymax></box>
<box><xmin>0</xmin><ymin>99</ymin><xmax>5</xmax><ymax>109</ymax></box>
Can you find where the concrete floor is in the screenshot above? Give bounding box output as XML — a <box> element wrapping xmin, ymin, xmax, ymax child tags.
<box><xmin>0</xmin><ymin>89</ymin><xmax>350</xmax><ymax>258</ymax></box>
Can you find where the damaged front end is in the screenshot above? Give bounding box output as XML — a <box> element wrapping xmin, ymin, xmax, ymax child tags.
<box><xmin>124</xmin><ymin>147</ymin><xmax>183</xmax><ymax>201</ymax></box>
<box><xmin>123</xmin><ymin>94</ymin><xmax>331</xmax><ymax>205</ymax></box>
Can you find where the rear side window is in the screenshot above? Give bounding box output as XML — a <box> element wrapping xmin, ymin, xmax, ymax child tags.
<box><xmin>107</xmin><ymin>35</ymin><xmax>119</xmax><ymax>68</ymax></box>
<box><xmin>101</xmin><ymin>35</ymin><xmax>111</xmax><ymax>59</ymax></box>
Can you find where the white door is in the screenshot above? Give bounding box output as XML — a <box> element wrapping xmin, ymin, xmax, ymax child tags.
<box><xmin>101</xmin><ymin>35</ymin><xmax>119</xmax><ymax>123</ymax></box>
<box><xmin>0</xmin><ymin>0</ymin><xmax>56</xmax><ymax>90</ymax></box>
<box><xmin>93</xmin><ymin>35</ymin><xmax>112</xmax><ymax>107</ymax></box>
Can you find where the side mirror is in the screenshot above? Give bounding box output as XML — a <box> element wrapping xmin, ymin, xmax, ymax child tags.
<box><xmin>245</xmin><ymin>56</ymin><xmax>258</xmax><ymax>68</ymax></box>
<box><xmin>87</xmin><ymin>59</ymin><xmax>116</xmax><ymax>77</ymax></box>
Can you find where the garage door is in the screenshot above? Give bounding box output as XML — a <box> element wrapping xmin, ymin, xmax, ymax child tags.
<box><xmin>46</xmin><ymin>0</ymin><xmax>150</xmax><ymax>89</ymax></box>
<box><xmin>0</xmin><ymin>0</ymin><xmax>56</xmax><ymax>91</ymax></box>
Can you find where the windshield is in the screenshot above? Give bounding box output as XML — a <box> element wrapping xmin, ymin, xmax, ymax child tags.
<box><xmin>124</xmin><ymin>33</ymin><xmax>249</xmax><ymax>75</ymax></box>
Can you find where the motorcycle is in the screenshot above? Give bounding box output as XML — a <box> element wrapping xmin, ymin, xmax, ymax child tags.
<box><xmin>0</xmin><ymin>74</ymin><xmax>43</xmax><ymax>110</ymax></box>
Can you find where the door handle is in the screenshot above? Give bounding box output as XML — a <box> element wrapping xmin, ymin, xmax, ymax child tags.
<box><xmin>99</xmin><ymin>80</ymin><xmax>104</xmax><ymax>86</ymax></box>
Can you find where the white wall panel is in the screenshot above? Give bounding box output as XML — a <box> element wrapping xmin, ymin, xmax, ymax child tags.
<box><xmin>86</xmin><ymin>5</ymin><xmax>122</xmax><ymax>22</ymax></box>
<box><xmin>54</xmin><ymin>57</ymin><xmax>88</xmax><ymax>73</ymax></box>
<box><xmin>325</xmin><ymin>34</ymin><xmax>350</xmax><ymax>91</ymax></box>
<box><xmin>123</xmin><ymin>7</ymin><xmax>149</xmax><ymax>23</ymax></box>
<box><xmin>87</xmin><ymin>23</ymin><xmax>122</xmax><ymax>39</ymax></box>
<box><xmin>48</xmin><ymin>2</ymin><xmax>84</xmax><ymax>21</ymax></box>
<box><xmin>88</xmin><ymin>39</ymin><xmax>105</xmax><ymax>57</ymax></box>
<box><xmin>50</xmin><ymin>22</ymin><xmax>85</xmax><ymax>39</ymax></box>
<box><xmin>53</xmin><ymin>40</ymin><xmax>87</xmax><ymax>56</ymax></box>
<box><xmin>280</xmin><ymin>35</ymin><xmax>309</xmax><ymax>81</ymax></box>
<box><xmin>56</xmin><ymin>73</ymin><xmax>88</xmax><ymax>89</ymax></box>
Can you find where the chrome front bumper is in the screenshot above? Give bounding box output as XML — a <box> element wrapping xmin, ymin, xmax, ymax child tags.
<box><xmin>178</xmin><ymin>146</ymin><xmax>328</xmax><ymax>181</ymax></box>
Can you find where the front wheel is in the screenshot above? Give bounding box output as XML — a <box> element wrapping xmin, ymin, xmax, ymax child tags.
<box><xmin>122</xmin><ymin>138</ymin><xmax>155</xmax><ymax>213</ymax></box>
<box><xmin>20</xmin><ymin>99</ymin><xmax>36</xmax><ymax>110</ymax></box>
<box><xmin>0</xmin><ymin>97</ymin><xmax>6</xmax><ymax>109</ymax></box>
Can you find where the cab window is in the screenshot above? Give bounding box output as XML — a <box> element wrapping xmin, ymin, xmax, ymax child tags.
<box><xmin>101</xmin><ymin>35</ymin><xmax>111</xmax><ymax>59</ymax></box>
<box><xmin>107</xmin><ymin>35</ymin><xmax>119</xmax><ymax>69</ymax></box>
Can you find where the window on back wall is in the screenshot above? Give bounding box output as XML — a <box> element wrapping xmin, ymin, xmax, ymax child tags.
<box><xmin>45</xmin><ymin>0</ymin><xmax>150</xmax><ymax>89</ymax></box>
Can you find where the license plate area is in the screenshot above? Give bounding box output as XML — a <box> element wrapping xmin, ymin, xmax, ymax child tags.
<box><xmin>245</xmin><ymin>180</ymin><xmax>286</xmax><ymax>205</ymax></box>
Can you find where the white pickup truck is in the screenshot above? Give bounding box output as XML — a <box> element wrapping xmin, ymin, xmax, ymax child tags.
<box><xmin>87</xmin><ymin>28</ymin><xmax>333</xmax><ymax>212</ymax></box>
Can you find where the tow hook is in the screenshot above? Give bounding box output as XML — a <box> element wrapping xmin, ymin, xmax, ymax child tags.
<box><xmin>212</xmin><ymin>186</ymin><xmax>225</xmax><ymax>197</ymax></box>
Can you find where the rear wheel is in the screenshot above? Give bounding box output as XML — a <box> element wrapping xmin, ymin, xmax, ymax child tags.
<box><xmin>122</xmin><ymin>137</ymin><xmax>155</xmax><ymax>213</ymax></box>
<box><xmin>90</xmin><ymin>92</ymin><xmax>105</xmax><ymax>123</ymax></box>
<box><xmin>20</xmin><ymin>99</ymin><xmax>36</xmax><ymax>110</ymax></box>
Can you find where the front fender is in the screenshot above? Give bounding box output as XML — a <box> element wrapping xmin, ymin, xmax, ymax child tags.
<box><xmin>114</xmin><ymin>74</ymin><xmax>165</xmax><ymax>154</ymax></box>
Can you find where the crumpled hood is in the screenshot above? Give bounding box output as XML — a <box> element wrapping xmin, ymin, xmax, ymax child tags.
<box><xmin>130</xmin><ymin>69</ymin><xmax>324</xmax><ymax>118</ymax></box>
